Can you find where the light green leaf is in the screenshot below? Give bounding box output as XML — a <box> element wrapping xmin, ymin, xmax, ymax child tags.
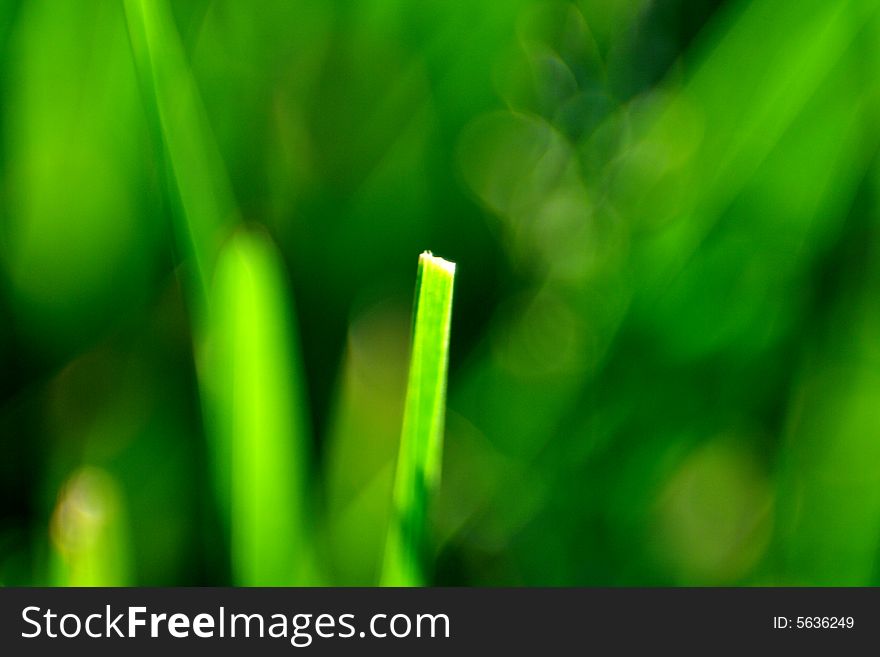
<box><xmin>50</xmin><ymin>468</ymin><xmax>132</xmax><ymax>586</ymax></box>
<box><xmin>381</xmin><ymin>252</ymin><xmax>455</xmax><ymax>586</ymax></box>
<box><xmin>123</xmin><ymin>0</ymin><xmax>236</xmax><ymax>300</ymax></box>
<box><xmin>205</xmin><ymin>229</ymin><xmax>317</xmax><ymax>586</ymax></box>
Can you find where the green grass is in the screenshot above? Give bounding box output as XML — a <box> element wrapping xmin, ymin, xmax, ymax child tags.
<box><xmin>6</xmin><ymin>0</ymin><xmax>880</xmax><ymax>590</ymax></box>
<box><xmin>124</xmin><ymin>0</ymin><xmax>315</xmax><ymax>585</ymax></box>
<box><xmin>123</xmin><ymin>0</ymin><xmax>457</xmax><ymax>587</ymax></box>
<box><xmin>123</xmin><ymin>0</ymin><xmax>235</xmax><ymax>300</ymax></box>
<box><xmin>49</xmin><ymin>468</ymin><xmax>131</xmax><ymax>586</ymax></box>
<box><xmin>206</xmin><ymin>229</ymin><xmax>316</xmax><ymax>586</ymax></box>
<box><xmin>381</xmin><ymin>252</ymin><xmax>456</xmax><ymax>586</ymax></box>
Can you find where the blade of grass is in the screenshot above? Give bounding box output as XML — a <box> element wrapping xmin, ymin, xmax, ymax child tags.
<box><xmin>206</xmin><ymin>228</ymin><xmax>317</xmax><ymax>586</ymax></box>
<box><xmin>381</xmin><ymin>251</ymin><xmax>455</xmax><ymax>586</ymax></box>
<box><xmin>123</xmin><ymin>0</ymin><xmax>236</xmax><ymax>300</ymax></box>
<box><xmin>124</xmin><ymin>0</ymin><xmax>316</xmax><ymax>584</ymax></box>
<box><xmin>49</xmin><ymin>468</ymin><xmax>131</xmax><ymax>586</ymax></box>
<box><xmin>630</xmin><ymin>0</ymin><xmax>879</xmax><ymax>295</ymax></box>
<box><xmin>772</xmin><ymin>15</ymin><xmax>880</xmax><ymax>584</ymax></box>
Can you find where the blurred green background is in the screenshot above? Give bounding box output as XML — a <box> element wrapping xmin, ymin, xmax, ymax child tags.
<box><xmin>2</xmin><ymin>0</ymin><xmax>880</xmax><ymax>586</ymax></box>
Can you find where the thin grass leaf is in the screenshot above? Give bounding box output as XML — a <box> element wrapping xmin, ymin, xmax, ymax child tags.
<box><xmin>49</xmin><ymin>468</ymin><xmax>131</xmax><ymax>586</ymax></box>
<box><xmin>123</xmin><ymin>0</ymin><xmax>236</xmax><ymax>299</ymax></box>
<box><xmin>630</xmin><ymin>0</ymin><xmax>880</xmax><ymax>293</ymax></box>
<box><xmin>381</xmin><ymin>251</ymin><xmax>455</xmax><ymax>586</ymax></box>
<box><xmin>125</xmin><ymin>0</ymin><xmax>316</xmax><ymax>585</ymax></box>
<box><xmin>205</xmin><ymin>228</ymin><xmax>317</xmax><ymax>586</ymax></box>
<box><xmin>772</xmin><ymin>19</ymin><xmax>880</xmax><ymax>582</ymax></box>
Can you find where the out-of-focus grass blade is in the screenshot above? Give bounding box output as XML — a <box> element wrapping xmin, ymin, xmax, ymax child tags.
<box><xmin>206</xmin><ymin>228</ymin><xmax>316</xmax><ymax>586</ymax></box>
<box><xmin>771</xmin><ymin>13</ymin><xmax>880</xmax><ymax>584</ymax></box>
<box><xmin>50</xmin><ymin>468</ymin><xmax>131</xmax><ymax>586</ymax></box>
<box><xmin>124</xmin><ymin>0</ymin><xmax>316</xmax><ymax>584</ymax></box>
<box><xmin>774</xmin><ymin>354</ymin><xmax>880</xmax><ymax>584</ymax></box>
<box><xmin>123</xmin><ymin>0</ymin><xmax>236</xmax><ymax>299</ymax></box>
<box><xmin>322</xmin><ymin>303</ymin><xmax>411</xmax><ymax>585</ymax></box>
<box><xmin>628</xmin><ymin>0</ymin><xmax>879</xmax><ymax>291</ymax></box>
<box><xmin>5</xmin><ymin>0</ymin><xmax>152</xmax><ymax>347</ymax></box>
<box><xmin>381</xmin><ymin>252</ymin><xmax>455</xmax><ymax>586</ymax></box>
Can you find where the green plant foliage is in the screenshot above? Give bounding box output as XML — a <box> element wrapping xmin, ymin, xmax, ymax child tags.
<box><xmin>382</xmin><ymin>253</ymin><xmax>455</xmax><ymax>586</ymax></box>
<box><xmin>123</xmin><ymin>0</ymin><xmax>236</xmax><ymax>299</ymax></box>
<box><xmin>49</xmin><ymin>468</ymin><xmax>131</xmax><ymax>587</ymax></box>
<box><xmin>205</xmin><ymin>229</ymin><xmax>317</xmax><ymax>586</ymax></box>
<box><xmin>4</xmin><ymin>0</ymin><xmax>880</xmax><ymax>588</ymax></box>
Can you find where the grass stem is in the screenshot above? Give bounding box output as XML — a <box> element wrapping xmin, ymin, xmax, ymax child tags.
<box><xmin>381</xmin><ymin>251</ymin><xmax>455</xmax><ymax>586</ymax></box>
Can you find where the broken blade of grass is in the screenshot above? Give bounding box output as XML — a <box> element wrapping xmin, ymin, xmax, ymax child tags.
<box><xmin>206</xmin><ymin>228</ymin><xmax>318</xmax><ymax>585</ymax></box>
<box><xmin>381</xmin><ymin>252</ymin><xmax>455</xmax><ymax>586</ymax></box>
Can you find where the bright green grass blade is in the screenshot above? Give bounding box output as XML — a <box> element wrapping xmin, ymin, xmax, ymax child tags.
<box><xmin>205</xmin><ymin>229</ymin><xmax>316</xmax><ymax>586</ymax></box>
<box><xmin>49</xmin><ymin>468</ymin><xmax>132</xmax><ymax>586</ymax></box>
<box><xmin>124</xmin><ymin>0</ymin><xmax>316</xmax><ymax>585</ymax></box>
<box><xmin>123</xmin><ymin>0</ymin><xmax>236</xmax><ymax>299</ymax></box>
<box><xmin>381</xmin><ymin>252</ymin><xmax>455</xmax><ymax>586</ymax></box>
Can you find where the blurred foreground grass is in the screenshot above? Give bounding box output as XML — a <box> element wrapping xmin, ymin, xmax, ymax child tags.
<box><xmin>2</xmin><ymin>0</ymin><xmax>880</xmax><ymax>585</ymax></box>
